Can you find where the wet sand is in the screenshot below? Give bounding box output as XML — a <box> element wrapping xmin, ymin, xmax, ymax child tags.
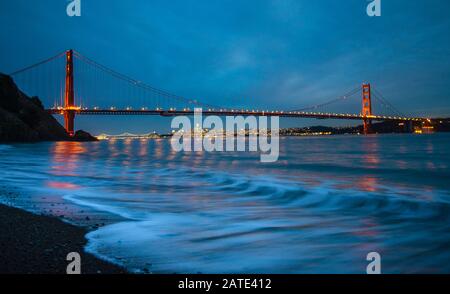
<box><xmin>0</xmin><ymin>204</ymin><xmax>127</xmax><ymax>274</ymax></box>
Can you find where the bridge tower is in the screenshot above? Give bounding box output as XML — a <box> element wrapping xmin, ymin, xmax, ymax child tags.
<box><xmin>64</xmin><ymin>49</ymin><xmax>75</xmax><ymax>136</ymax></box>
<box><xmin>362</xmin><ymin>83</ymin><xmax>372</xmax><ymax>135</ymax></box>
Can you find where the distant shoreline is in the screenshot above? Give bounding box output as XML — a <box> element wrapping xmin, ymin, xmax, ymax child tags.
<box><xmin>93</xmin><ymin>120</ymin><xmax>450</xmax><ymax>140</ymax></box>
<box><xmin>0</xmin><ymin>202</ymin><xmax>127</xmax><ymax>274</ymax></box>
<box><xmin>94</xmin><ymin>131</ymin><xmax>442</xmax><ymax>140</ymax></box>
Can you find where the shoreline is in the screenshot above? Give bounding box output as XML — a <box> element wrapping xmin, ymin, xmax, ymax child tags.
<box><xmin>1</xmin><ymin>129</ymin><xmax>446</xmax><ymax>144</ymax></box>
<box><xmin>0</xmin><ymin>203</ymin><xmax>127</xmax><ymax>274</ymax></box>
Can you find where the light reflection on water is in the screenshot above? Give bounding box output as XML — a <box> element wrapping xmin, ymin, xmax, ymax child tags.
<box><xmin>1</xmin><ymin>134</ymin><xmax>450</xmax><ymax>273</ymax></box>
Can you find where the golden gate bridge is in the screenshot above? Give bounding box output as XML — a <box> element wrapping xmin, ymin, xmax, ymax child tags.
<box><xmin>9</xmin><ymin>49</ymin><xmax>426</xmax><ymax>136</ymax></box>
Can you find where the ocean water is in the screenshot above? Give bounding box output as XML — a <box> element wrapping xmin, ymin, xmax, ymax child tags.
<box><xmin>1</xmin><ymin>134</ymin><xmax>450</xmax><ymax>273</ymax></box>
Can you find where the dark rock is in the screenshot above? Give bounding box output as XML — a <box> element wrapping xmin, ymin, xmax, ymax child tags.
<box><xmin>0</xmin><ymin>73</ymin><xmax>69</xmax><ymax>142</ymax></box>
<box><xmin>0</xmin><ymin>73</ymin><xmax>97</xmax><ymax>142</ymax></box>
<box><xmin>0</xmin><ymin>74</ymin><xmax>21</xmax><ymax>113</ymax></box>
<box><xmin>0</xmin><ymin>107</ymin><xmax>40</xmax><ymax>141</ymax></box>
<box><xmin>72</xmin><ymin>130</ymin><xmax>98</xmax><ymax>142</ymax></box>
<box><xmin>30</xmin><ymin>96</ymin><xmax>44</xmax><ymax>110</ymax></box>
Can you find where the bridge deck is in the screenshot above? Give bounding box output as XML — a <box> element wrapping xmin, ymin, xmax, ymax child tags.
<box><xmin>47</xmin><ymin>109</ymin><xmax>424</xmax><ymax>122</ymax></box>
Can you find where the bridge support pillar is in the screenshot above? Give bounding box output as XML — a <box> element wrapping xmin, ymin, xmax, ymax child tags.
<box><xmin>363</xmin><ymin>119</ymin><xmax>371</xmax><ymax>135</ymax></box>
<box><xmin>405</xmin><ymin>121</ymin><xmax>413</xmax><ymax>133</ymax></box>
<box><xmin>64</xmin><ymin>110</ymin><xmax>75</xmax><ymax>136</ymax></box>
<box><xmin>64</xmin><ymin>49</ymin><xmax>75</xmax><ymax>136</ymax></box>
<box><xmin>362</xmin><ymin>83</ymin><xmax>372</xmax><ymax>135</ymax></box>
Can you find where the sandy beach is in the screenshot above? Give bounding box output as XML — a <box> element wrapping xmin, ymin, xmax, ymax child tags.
<box><xmin>0</xmin><ymin>203</ymin><xmax>127</xmax><ymax>274</ymax></box>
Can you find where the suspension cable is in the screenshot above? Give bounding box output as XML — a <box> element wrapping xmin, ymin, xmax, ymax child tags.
<box><xmin>9</xmin><ymin>51</ymin><xmax>66</xmax><ymax>76</ymax></box>
<box><xmin>72</xmin><ymin>50</ymin><xmax>221</xmax><ymax>109</ymax></box>
<box><xmin>290</xmin><ymin>86</ymin><xmax>361</xmax><ymax>112</ymax></box>
<box><xmin>371</xmin><ymin>87</ymin><xmax>405</xmax><ymax>116</ymax></box>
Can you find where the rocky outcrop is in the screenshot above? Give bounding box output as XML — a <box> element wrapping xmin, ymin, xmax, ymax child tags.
<box><xmin>72</xmin><ymin>130</ymin><xmax>98</xmax><ymax>142</ymax></box>
<box><xmin>0</xmin><ymin>73</ymin><xmax>97</xmax><ymax>142</ymax></box>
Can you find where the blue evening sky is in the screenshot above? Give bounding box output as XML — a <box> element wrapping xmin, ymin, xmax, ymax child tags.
<box><xmin>0</xmin><ymin>0</ymin><xmax>449</xmax><ymax>134</ymax></box>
